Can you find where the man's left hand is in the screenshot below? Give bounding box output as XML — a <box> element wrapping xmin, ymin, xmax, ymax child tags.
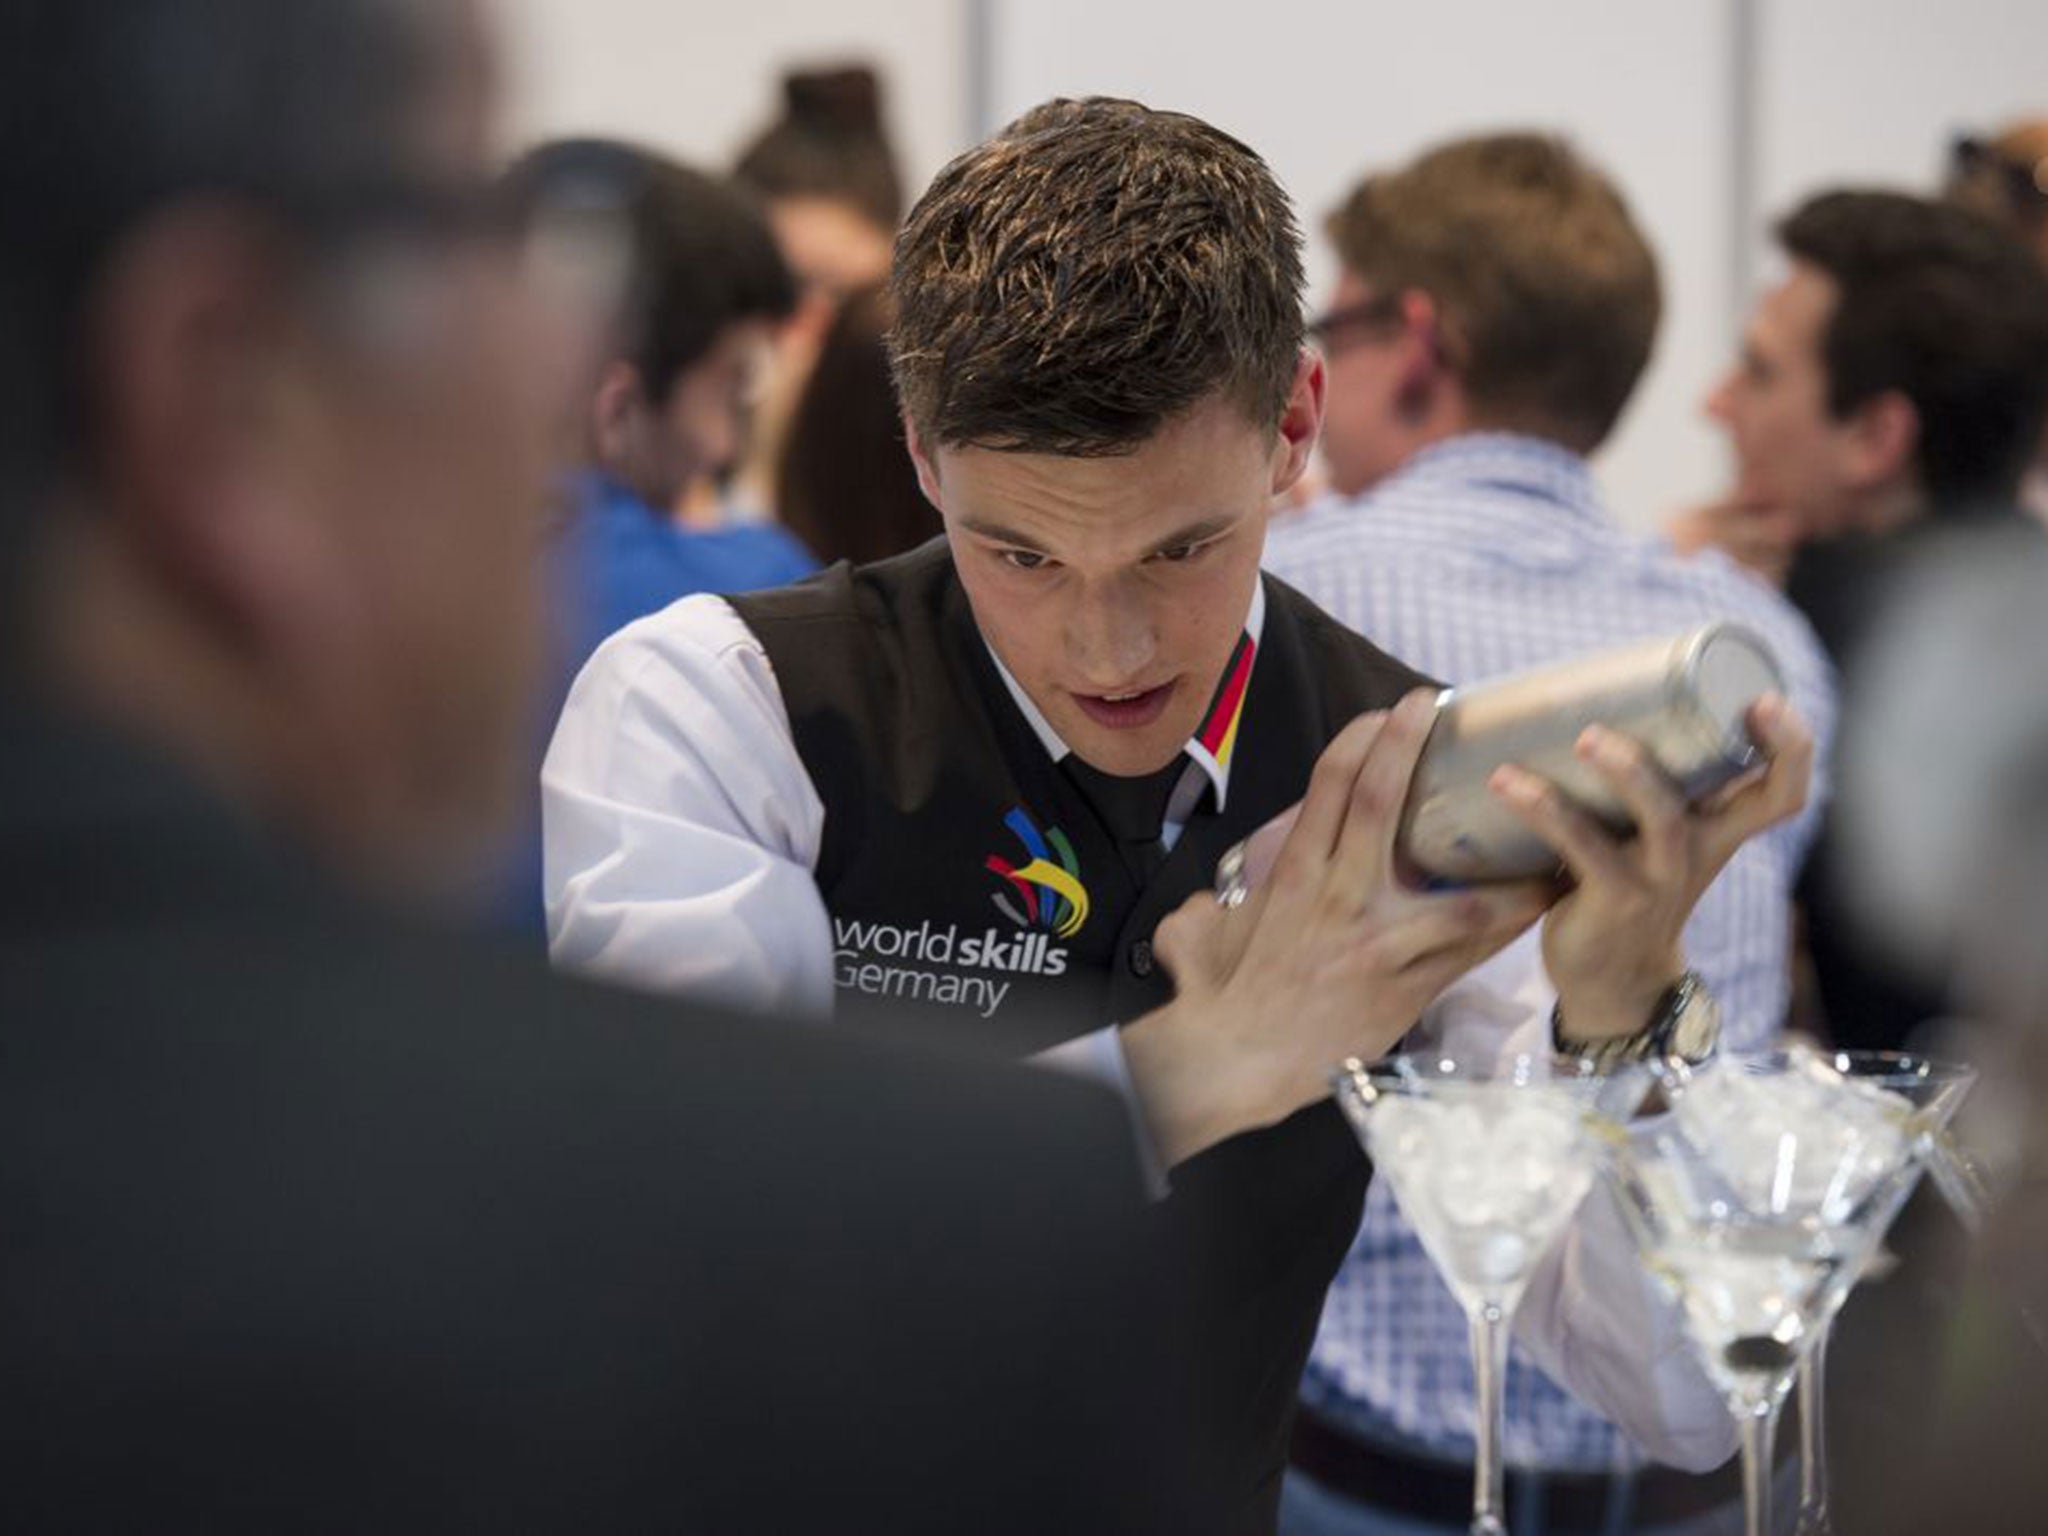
<box><xmin>1487</xmin><ymin>692</ymin><xmax>1815</xmax><ymax>1042</ymax></box>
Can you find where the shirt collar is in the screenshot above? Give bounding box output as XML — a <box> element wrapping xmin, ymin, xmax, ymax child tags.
<box><xmin>984</xmin><ymin>578</ymin><xmax>1267</xmax><ymax>813</ymax></box>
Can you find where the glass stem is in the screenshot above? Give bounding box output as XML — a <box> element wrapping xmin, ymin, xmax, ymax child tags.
<box><xmin>1740</xmin><ymin>1400</ymin><xmax>1782</xmax><ymax>1536</ymax></box>
<box><xmin>1468</xmin><ymin>1299</ymin><xmax>1511</xmax><ymax>1536</ymax></box>
<box><xmin>1797</xmin><ymin>1328</ymin><xmax>1832</xmax><ymax>1532</ymax></box>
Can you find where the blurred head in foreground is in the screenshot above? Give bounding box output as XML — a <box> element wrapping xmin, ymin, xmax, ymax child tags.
<box><xmin>1836</xmin><ymin>517</ymin><xmax>2048</xmax><ymax>1536</ymax></box>
<box><xmin>0</xmin><ymin>0</ymin><xmax>562</xmax><ymax>904</ymax></box>
<box><xmin>1839</xmin><ymin>521</ymin><xmax>2048</xmax><ymax>1024</ymax></box>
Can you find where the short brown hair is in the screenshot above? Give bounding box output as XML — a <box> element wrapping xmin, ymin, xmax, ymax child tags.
<box><xmin>1326</xmin><ymin>134</ymin><xmax>1659</xmax><ymax>452</ymax></box>
<box><xmin>890</xmin><ymin>97</ymin><xmax>1305</xmax><ymax>456</ymax></box>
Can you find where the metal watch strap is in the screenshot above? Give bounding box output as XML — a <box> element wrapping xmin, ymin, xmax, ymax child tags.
<box><xmin>1551</xmin><ymin>969</ymin><xmax>1719</xmax><ymax>1067</ymax></box>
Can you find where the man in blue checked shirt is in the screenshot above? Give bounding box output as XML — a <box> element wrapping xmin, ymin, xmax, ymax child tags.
<box><xmin>1266</xmin><ymin>133</ymin><xmax>1837</xmax><ymax>1536</ymax></box>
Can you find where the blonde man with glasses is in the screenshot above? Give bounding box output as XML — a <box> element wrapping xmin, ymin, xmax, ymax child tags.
<box><xmin>1267</xmin><ymin>133</ymin><xmax>1836</xmax><ymax>1536</ymax></box>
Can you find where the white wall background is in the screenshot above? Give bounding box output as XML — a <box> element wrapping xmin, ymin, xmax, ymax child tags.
<box><xmin>492</xmin><ymin>0</ymin><xmax>2048</xmax><ymax>530</ymax></box>
<box><xmin>987</xmin><ymin>0</ymin><xmax>1733</xmax><ymax>529</ymax></box>
<box><xmin>1757</xmin><ymin>0</ymin><xmax>2048</xmax><ymax>228</ymax></box>
<box><xmin>495</xmin><ymin>0</ymin><xmax>970</xmax><ymax>202</ymax></box>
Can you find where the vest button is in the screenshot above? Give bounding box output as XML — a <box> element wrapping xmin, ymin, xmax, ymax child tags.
<box><xmin>1127</xmin><ymin>938</ymin><xmax>1155</xmax><ymax>978</ymax></box>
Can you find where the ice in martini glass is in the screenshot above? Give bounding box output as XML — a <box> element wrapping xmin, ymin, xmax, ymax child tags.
<box><xmin>1603</xmin><ymin>1048</ymin><xmax>1963</xmax><ymax>1536</ymax></box>
<box><xmin>1333</xmin><ymin>1053</ymin><xmax>1646</xmax><ymax>1536</ymax></box>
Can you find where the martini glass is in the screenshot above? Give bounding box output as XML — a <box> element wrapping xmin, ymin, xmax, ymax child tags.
<box><xmin>1332</xmin><ymin>1053</ymin><xmax>1648</xmax><ymax>1536</ymax></box>
<box><xmin>1602</xmin><ymin>1048</ymin><xmax>1962</xmax><ymax>1536</ymax></box>
<box><xmin>1788</xmin><ymin>1052</ymin><xmax>1977</xmax><ymax>1536</ymax></box>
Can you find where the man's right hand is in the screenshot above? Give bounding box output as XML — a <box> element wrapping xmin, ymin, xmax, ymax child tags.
<box><xmin>1119</xmin><ymin>690</ymin><xmax>1553</xmax><ymax>1169</ymax></box>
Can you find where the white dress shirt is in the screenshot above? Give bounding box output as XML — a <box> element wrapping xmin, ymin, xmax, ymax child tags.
<box><xmin>541</xmin><ymin>569</ymin><xmax>1739</xmax><ymax>1472</ymax></box>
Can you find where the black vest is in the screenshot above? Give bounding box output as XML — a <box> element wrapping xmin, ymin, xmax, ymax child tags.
<box><xmin>729</xmin><ymin>540</ymin><xmax>1430</xmax><ymax>1529</ymax></box>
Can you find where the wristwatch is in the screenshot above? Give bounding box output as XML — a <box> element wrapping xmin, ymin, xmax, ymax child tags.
<box><xmin>1552</xmin><ymin>969</ymin><xmax>1721</xmax><ymax>1069</ymax></box>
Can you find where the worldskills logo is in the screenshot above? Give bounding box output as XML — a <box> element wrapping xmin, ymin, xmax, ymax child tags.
<box><xmin>984</xmin><ymin>807</ymin><xmax>1090</xmax><ymax>939</ymax></box>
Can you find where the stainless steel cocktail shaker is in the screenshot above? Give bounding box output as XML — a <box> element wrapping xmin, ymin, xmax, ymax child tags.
<box><xmin>1398</xmin><ymin>624</ymin><xmax>1782</xmax><ymax>882</ymax></box>
<box><xmin>1213</xmin><ymin>623</ymin><xmax>1784</xmax><ymax>896</ymax></box>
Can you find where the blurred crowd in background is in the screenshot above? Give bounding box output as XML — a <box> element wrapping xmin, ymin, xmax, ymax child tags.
<box><xmin>11</xmin><ymin>2</ymin><xmax>2048</xmax><ymax>1531</ymax></box>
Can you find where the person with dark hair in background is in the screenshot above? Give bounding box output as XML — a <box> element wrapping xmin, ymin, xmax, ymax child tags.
<box><xmin>546</xmin><ymin>96</ymin><xmax>1816</xmax><ymax>1532</ymax></box>
<box><xmin>487</xmin><ymin>139</ymin><xmax>820</xmax><ymax>933</ymax></box>
<box><xmin>502</xmin><ymin>137</ymin><xmax>818</xmax><ymax>672</ymax></box>
<box><xmin>1671</xmin><ymin>190</ymin><xmax>2048</xmax><ymax>586</ymax></box>
<box><xmin>1679</xmin><ymin>190</ymin><xmax>2048</xmax><ymax>1055</ymax></box>
<box><xmin>1264</xmin><ymin>132</ymin><xmax>1835</xmax><ymax>1536</ymax></box>
<box><xmin>727</xmin><ymin>64</ymin><xmax>905</xmax><ymax>522</ymax></box>
<box><xmin>1946</xmin><ymin>119</ymin><xmax>2048</xmax><ymax>522</ymax></box>
<box><xmin>0</xmin><ymin>6</ymin><xmax>1226</xmax><ymax>1529</ymax></box>
<box><xmin>777</xmin><ymin>282</ymin><xmax>942</xmax><ymax>565</ymax></box>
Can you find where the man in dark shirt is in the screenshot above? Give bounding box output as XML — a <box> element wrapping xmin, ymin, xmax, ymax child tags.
<box><xmin>0</xmin><ymin>5</ymin><xmax>1224</xmax><ymax>1530</ymax></box>
<box><xmin>1691</xmin><ymin>191</ymin><xmax>2048</xmax><ymax>1050</ymax></box>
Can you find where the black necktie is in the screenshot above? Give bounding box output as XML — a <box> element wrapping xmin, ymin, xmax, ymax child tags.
<box><xmin>1061</xmin><ymin>754</ymin><xmax>1187</xmax><ymax>884</ymax></box>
